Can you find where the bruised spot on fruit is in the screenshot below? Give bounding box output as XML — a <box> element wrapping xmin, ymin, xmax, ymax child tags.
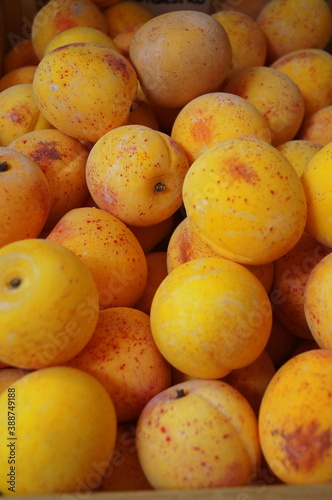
<box><xmin>31</xmin><ymin>141</ymin><xmax>62</xmax><ymax>163</ymax></box>
<box><xmin>190</xmin><ymin>117</ymin><xmax>213</xmax><ymax>143</ymax></box>
<box><xmin>227</xmin><ymin>160</ymin><xmax>260</xmax><ymax>184</ymax></box>
<box><xmin>9</xmin><ymin>106</ymin><xmax>28</xmax><ymax>125</ymax></box>
<box><xmin>54</xmin><ymin>12</ymin><xmax>76</xmax><ymax>32</ymax></box>
<box><xmin>281</xmin><ymin>421</ymin><xmax>331</xmax><ymax>471</ymax></box>
<box><xmin>0</xmin><ymin>161</ymin><xmax>8</xmax><ymax>172</ymax></box>
<box><xmin>104</xmin><ymin>53</ymin><xmax>130</xmax><ymax>79</ymax></box>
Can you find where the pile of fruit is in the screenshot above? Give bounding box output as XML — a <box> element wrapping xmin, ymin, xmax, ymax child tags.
<box><xmin>0</xmin><ymin>0</ymin><xmax>332</xmax><ymax>495</ymax></box>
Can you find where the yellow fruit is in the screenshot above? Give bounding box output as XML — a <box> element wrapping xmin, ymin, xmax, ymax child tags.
<box><xmin>0</xmin><ymin>238</ymin><xmax>99</xmax><ymax>369</ymax></box>
<box><xmin>44</xmin><ymin>26</ymin><xmax>119</xmax><ymax>55</ymax></box>
<box><xmin>259</xmin><ymin>349</ymin><xmax>332</xmax><ymax>484</ymax></box>
<box><xmin>33</xmin><ymin>43</ymin><xmax>138</xmax><ymax>143</ymax></box>
<box><xmin>150</xmin><ymin>256</ymin><xmax>272</xmax><ymax>379</ymax></box>
<box><xmin>0</xmin><ymin>366</ymin><xmax>117</xmax><ymax>495</ymax></box>
<box><xmin>277</xmin><ymin>140</ymin><xmax>322</xmax><ymax>177</ymax></box>
<box><xmin>182</xmin><ymin>137</ymin><xmax>307</xmax><ymax>265</ymax></box>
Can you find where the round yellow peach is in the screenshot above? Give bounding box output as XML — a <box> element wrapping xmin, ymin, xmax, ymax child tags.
<box><xmin>223</xmin><ymin>66</ymin><xmax>305</xmax><ymax>147</ymax></box>
<box><xmin>86</xmin><ymin>125</ymin><xmax>189</xmax><ymax>226</ymax></box>
<box><xmin>277</xmin><ymin>140</ymin><xmax>322</xmax><ymax>177</ymax></box>
<box><xmin>0</xmin><ymin>83</ymin><xmax>52</xmax><ymax>147</ymax></box>
<box><xmin>182</xmin><ymin>137</ymin><xmax>307</xmax><ymax>265</ymax></box>
<box><xmin>300</xmin><ymin>142</ymin><xmax>332</xmax><ymax>248</ymax></box>
<box><xmin>304</xmin><ymin>252</ymin><xmax>332</xmax><ymax>349</ymax></box>
<box><xmin>0</xmin><ymin>366</ymin><xmax>117</xmax><ymax>495</ymax></box>
<box><xmin>33</xmin><ymin>43</ymin><xmax>138</xmax><ymax>143</ymax></box>
<box><xmin>136</xmin><ymin>379</ymin><xmax>262</xmax><ymax>489</ymax></box>
<box><xmin>129</xmin><ymin>10</ymin><xmax>232</xmax><ymax>109</ymax></box>
<box><xmin>259</xmin><ymin>349</ymin><xmax>332</xmax><ymax>484</ymax></box>
<box><xmin>257</xmin><ymin>0</ymin><xmax>332</xmax><ymax>63</ymax></box>
<box><xmin>150</xmin><ymin>256</ymin><xmax>272</xmax><ymax>379</ymax></box>
<box><xmin>44</xmin><ymin>26</ymin><xmax>119</xmax><ymax>55</ymax></box>
<box><xmin>104</xmin><ymin>1</ymin><xmax>153</xmax><ymax>38</ymax></box>
<box><xmin>31</xmin><ymin>0</ymin><xmax>108</xmax><ymax>60</ymax></box>
<box><xmin>46</xmin><ymin>207</ymin><xmax>148</xmax><ymax>310</ymax></box>
<box><xmin>171</xmin><ymin>92</ymin><xmax>272</xmax><ymax>165</ymax></box>
<box><xmin>0</xmin><ymin>65</ymin><xmax>37</xmax><ymax>92</ymax></box>
<box><xmin>0</xmin><ymin>238</ymin><xmax>99</xmax><ymax>369</ymax></box>
<box><xmin>212</xmin><ymin>10</ymin><xmax>267</xmax><ymax>75</ymax></box>
<box><xmin>271</xmin><ymin>48</ymin><xmax>332</xmax><ymax>118</ymax></box>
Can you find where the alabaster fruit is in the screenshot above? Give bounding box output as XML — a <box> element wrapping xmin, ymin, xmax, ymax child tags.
<box><xmin>0</xmin><ymin>238</ymin><xmax>99</xmax><ymax>369</ymax></box>
<box><xmin>136</xmin><ymin>379</ymin><xmax>262</xmax><ymax>489</ymax></box>
<box><xmin>150</xmin><ymin>256</ymin><xmax>272</xmax><ymax>379</ymax></box>
<box><xmin>129</xmin><ymin>10</ymin><xmax>232</xmax><ymax>109</ymax></box>
<box><xmin>46</xmin><ymin>207</ymin><xmax>147</xmax><ymax>310</ymax></box>
<box><xmin>259</xmin><ymin>349</ymin><xmax>332</xmax><ymax>484</ymax></box>
<box><xmin>182</xmin><ymin>137</ymin><xmax>307</xmax><ymax>265</ymax></box>
<box><xmin>0</xmin><ymin>147</ymin><xmax>50</xmax><ymax>248</ymax></box>
<box><xmin>86</xmin><ymin>125</ymin><xmax>189</xmax><ymax>226</ymax></box>
<box><xmin>0</xmin><ymin>366</ymin><xmax>117</xmax><ymax>495</ymax></box>
<box><xmin>33</xmin><ymin>43</ymin><xmax>138</xmax><ymax>143</ymax></box>
<box><xmin>300</xmin><ymin>142</ymin><xmax>332</xmax><ymax>248</ymax></box>
<box><xmin>304</xmin><ymin>252</ymin><xmax>332</xmax><ymax>350</ymax></box>
<box><xmin>171</xmin><ymin>92</ymin><xmax>272</xmax><ymax>165</ymax></box>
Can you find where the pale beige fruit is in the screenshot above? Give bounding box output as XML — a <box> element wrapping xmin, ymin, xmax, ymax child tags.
<box><xmin>129</xmin><ymin>10</ymin><xmax>232</xmax><ymax>109</ymax></box>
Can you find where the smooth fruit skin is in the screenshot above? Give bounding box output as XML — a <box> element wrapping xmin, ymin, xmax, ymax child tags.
<box><xmin>150</xmin><ymin>256</ymin><xmax>272</xmax><ymax>379</ymax></box>
<box><xmin>0</xmin><ymin>366</ymin><xmax>117</xmax><ymax>495</ymax></box>
<box><xmin>259</xmin><ymin>349</ymin><xmax>332</xmax><ymax>484</ymax></box>
<box><xmin>182</xmin><ymin>137</ymin><xmax>307</xmax><ymax>265</ymax></box>
<box><xmin>136</xmin><ymin>379</ymin><xmax>262</xmax><ymax>489</ymax></box>
<box><xmin>0</xmin><ymin>147</ymin><xmax>50</xmax><ymax>248</ymax></box>
<box><xmin>304</xmin><ymin>252</ymin><xmax>332</xmax><ymax>350</ymax></box>
<box><xmin>129</xmin><ymin>11</ymin><xmax>232</xmax><ymax>109</ymax></box>
<box><xmin>300</xmin><ymin>142</ymin><xmax>332</xmax><ymax>249</ymax></box>
<box><xmin>33</xmin><ymin>43</ymin><xmax>138</xmax><ymax>143</ymax></box>
<box><xmin>277</xmin><ymin>140</ymin><xmax>322</xmax><ymax>177</ymax></box>
<box><xmin>0</xmin><ymin>238</ymin><xmax>99</xmax><ymax>369</ymax></box>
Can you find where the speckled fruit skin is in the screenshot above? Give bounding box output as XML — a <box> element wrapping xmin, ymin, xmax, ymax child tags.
<box><xmin>256</xmin><ymin>0</ymin><xmax>332</xmax><ymax>63</ymax></box>
<box><xmin>300</xmin><ymin>142</ymin><xmax>332</xmax><ymax>249</ymax></box>
<box><xmin>270</xmin><ymin>232</ymin><xmax>330</xmax><ymax>340</ymax></box>
<box><xmin>0</xmin><ymin>366</ymin><xmax>117</xmax><ymax>495</ymax></box>
<box><xmin>0</xmin><ymin>239</ymin><xmax>99</xmax><ymax>369</ymax></box>
<box><xmin>182</xmin><ymin>137</ymin><xmax>307</xmax><ymax>265</ymax></box>
<box><xmin>277</xmin><ymin>140</ymin><xmax>322</xmax><ymax>177</ymax></box>
<box><xmin>223</xmin><ymin>66</ymin><xmax>305</xmax><ymax>147</ymax></box>
<box><xmin>271</xmin><ymin>49</ymin><xmax>332</xmax><ymax>118</ymax></box>
<box><xmin>46</xmin><ymin>207</ymin><xmax>147</xmax><ymax>310</ymax></box>
<box><xmin>212</xmin><ymin>10</ymin><xmax>267</xmax><ymax>76</ymax></box>
<box><xmin>304</xmin><ymin>252</ymin><xmax>332</xmax><ymax>350</ymax></box>
<box><xmin>171</xmin><ymin>92</ymin><xmax>272</xmax><ymax>165</ymax></box>
<box><xmin>259</xmin><ymin>349</ymin><xmax>332</xmax><ymax>484</ymax></box>
<box><xmin>150</xmin><ymin>256</ymin><xmax>272</xmax><ymax>379</ymax></box>
<box><xmin>86</xmin><ymin>124</ymin><xmax>189</xmax><ymax>226</ymax></box>
<box><xmin>136</xmin><ymin>379</ymin><xmax>262</xmax><ymax>489</ymax></box>
<box><xmin>129</xmin><ymin>11</ymin><xmax>232</xmax><ymax>109</ymax></box>
<box><xmin>66</xmin><ymin>306</ymin><xmax>171</xmax><ymax>422</ymax></box>
<box><xmin>44</xmin><ymin>26</ymin><xmax>119</xmax><ymax>55</ymax></box>
<box><xmin>33</xmin><ymin>43</ymin><xmax>138</xmax><ymax>143</ymax></box>
<box><xmin>0</xmin><ymin>83</ymin><xmax>52</xmax><ymax>147</ymax></box>
<box><xmin>166</xmin><ymin>217</ymin><xmax>274</xmax><ymax>293</ymax></box>
<box><xmin>31</xmin><ymin>0</ymin><xmax>108</xmax><ymax>60</ymax></box>
<box><xmin>0</xmin><ymin>147</ymin><xmax>50</xmax><ymax>248</ymax></box>
<box><xmin>9</xmin><ymin>128</ymin><xmax>90</xmax><ymax>230</ymax></box>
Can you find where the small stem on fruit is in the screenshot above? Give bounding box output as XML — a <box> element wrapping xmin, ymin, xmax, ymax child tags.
<box><xmin>155</xmin><ymin>182</ymin><xmax>166</xmax><ymax>192</ymax></box>
<box><xmin>8</xmin><ymin>278</ymin><xmax>22</xmax><ymax>289</ymax></box>
<box><xmin>175</xmin><ymin>388</ymin><xmax>186</xmax><ymax>399</ymax></box>
<box><xmin>0</xmin><ymin>161</ymin><xmax>8</xmax><ymax>172</ymax></box>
